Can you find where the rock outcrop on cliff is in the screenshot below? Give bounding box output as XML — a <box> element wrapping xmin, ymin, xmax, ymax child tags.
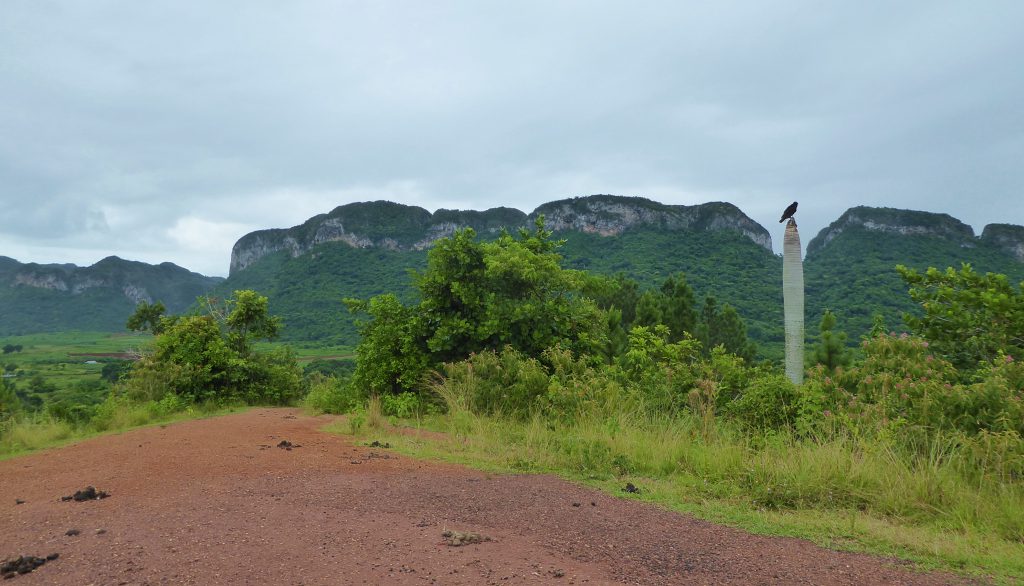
<box><xmin>980</xmin><ymin>224</ymin><xmax>1024</xmax><ymax>262</ymax></box>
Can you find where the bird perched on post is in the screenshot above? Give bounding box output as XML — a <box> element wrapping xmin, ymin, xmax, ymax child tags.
<box><xmin>779</xmin><ymin>201</ymin><xmax>798</xmax><ymax>223</ymax></box>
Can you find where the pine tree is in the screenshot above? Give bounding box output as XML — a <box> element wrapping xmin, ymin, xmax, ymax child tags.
<box><xmin>808</xmin><ymin>309</ymin><xmax>851</xmax><ymax>371</ymax></box>
<box><xmin>660</xmin><ymin>273</ymin><xmax>698</xmax><ymax>342</ymax></box>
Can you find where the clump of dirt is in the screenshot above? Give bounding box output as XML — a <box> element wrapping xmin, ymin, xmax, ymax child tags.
<box><xmin>60</xmin><ymin>486</ymin><xmax>109</xmax><ymax>502</ymax></box>
<box><xmin>64</xmin><ymin>529</ymin><xmax>80</xmax><ymax>537</ymax></box>
<box><xmin>277</xmin><ymin>440</ymin><xmax>301</xmax><ymax>450</ymax></box>
<box><xmin>369</xmin><ymin>440</ymin><xmax>391</xmax><ymax>448</ymax></box>
<box><xmin>1</xmin><ymin>553</ymin><xmax>58</xmax><ymax>578</ymax></box>
<box><xmin>623</xmin><ymin>482</ymin><xmax>641</xmax><ymax>494</ymax></box>
<box><xmin>442</xmin><ymin>530</ymin><xmax>492</xmax><ymax>547</ymax></box>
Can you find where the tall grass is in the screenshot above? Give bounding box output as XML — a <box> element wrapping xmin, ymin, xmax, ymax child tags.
<box><xmin>0</xmin><ymin>397</ymin><xmax>237</xmax><ymax>459</ymax></box>
<box><xmin>347</xmin><ymin>386</ymin><xmax>1024</xmax><ymax>580</ymax></box>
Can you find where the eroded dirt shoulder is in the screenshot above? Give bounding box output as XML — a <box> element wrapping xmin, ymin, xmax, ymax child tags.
<box><xmin>0</xmin><ymin>408</ymin><xmax>974</xmax><ymax>585</ymax></box>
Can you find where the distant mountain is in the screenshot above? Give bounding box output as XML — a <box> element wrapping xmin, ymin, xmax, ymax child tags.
<box><xmin>0</xmin><ymin>256</ymin><xmax>223</xmax><ymax>335</ymax></box>
<box><xmin>805</xmin><ymin>207</ymin><xmax>1024</xmax><ymax>340</ymax></box>
<box><xmin>6</xmin><ymin>197</ymin><xmax>1024</xmax><ymax>360</ymax></box>
<box><xmin>218</xmin><ymin>197</ymin><xmax>1024</xmax><ymax>359</ymax></box>
<box><xmin>229</xmin><ymin>196</ymin><xmax>771</xmax><ymax>275</ymax></box>
<box><xmin>218</xmin><ymin>196</ymin><xmax>780</xmax><ymax>351</ymax></box>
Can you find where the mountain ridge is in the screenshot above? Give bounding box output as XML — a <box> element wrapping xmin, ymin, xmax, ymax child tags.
<box><xmin>229</xmin><ymin>195</ymin><xmax>773</xmax><ymax>275</ymax></box>
<box><xmin>0</xmin><ymin>256</ymin><xmax>223</xmax><ymax>336</ymax></box>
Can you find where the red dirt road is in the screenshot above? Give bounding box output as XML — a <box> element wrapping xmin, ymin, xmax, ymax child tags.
<box><xmin>1</xmin><ymin>408</ymin><xmax>974</xmax><ymax>585</ymax></box>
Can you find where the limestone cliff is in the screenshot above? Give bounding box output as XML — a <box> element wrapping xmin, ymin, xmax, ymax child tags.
<box><xmin>980</xmin><ymin>224</ymin><xmax>1024</xmax><ymax>263</ymax></box>
<box><xmin>807</xmin><ymin>207</ymin><xmax>978</xmax><ymax>257</ymax></box>
<box><xmin>229</xmin><ymin>195</ymin><xmax>773</xmax><ymax>275</ymax></box>
<box><xmin>531</xmin><ymin>196</ymin><xmax>772</xmax><ymax>251</ymax></box>
<box><xmin>2</xmin><ymin>256</ymin><xmax>221</xmax><ymax>311</ymax></box>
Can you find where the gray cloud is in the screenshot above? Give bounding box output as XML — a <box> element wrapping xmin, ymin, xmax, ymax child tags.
<box><xmin>1</xmin><ymin>1</ymin><xmax>1022</xmax><ymax>276</ymax></box>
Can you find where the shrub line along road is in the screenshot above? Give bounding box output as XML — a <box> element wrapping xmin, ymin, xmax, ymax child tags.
<box><xmin>0</xmin><ymin>409</ymin><xmax>973</xmax><ymax>585</ymax></box>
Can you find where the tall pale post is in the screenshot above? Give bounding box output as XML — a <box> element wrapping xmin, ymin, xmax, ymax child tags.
<box><xmin>783</xmin><ymin>218</ymin><xmax>804</xmax><ymax>384</ymax></box>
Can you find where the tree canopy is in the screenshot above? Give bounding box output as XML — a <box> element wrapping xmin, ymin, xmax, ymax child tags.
<box><xmin>347</xmin><ymin>220</ymin><xmax>606</xmax><ymax>394</ymax></box>
<box><xmin>897</xmin><ymin>263</ymin><xmax>1024</xmax><ymax>370</ymax></box>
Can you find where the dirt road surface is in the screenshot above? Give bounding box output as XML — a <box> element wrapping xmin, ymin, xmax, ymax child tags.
<box><xmin>1</xmin><ymin>408</ymin><xmax>974</xmax><ymax>585</ymax></box>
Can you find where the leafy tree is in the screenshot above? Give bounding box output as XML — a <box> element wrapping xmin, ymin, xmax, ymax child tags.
<box><xmin>696</xmin><ymin>295</ymin><xmax>756</xmax><ymax>362</ymax></box>
<box><xmin>631</xmin><ymin>273</ymin><xmax>698</xmax><ymax>344</ymax></box>
<box><xmin>2</xmin><ymin>344</ymin><xmax>22</xmax><ymax>354</ymax></box>
<box><xmin>224</xmin><ymin>289</ymin><xmax>281</xmax><ymax>355</ymax></box>
<box><xmin>581</xmin><ymin>273</ymin><xmax>639</xmax><ymax>327</ymax></box>
<box><xmin>121</xmin><ymin>290</ymin><xmax>301</xmax><ymax>404</ymax></box>
<box><xmin>100</xmin><ymin>360</ymin><xmax>133</xmax><ymax>383</ymax></box>
<box><xmin>348</xmin><ymin>220</ymin><xmax>606</xmax><ymax>394</ymax></box>
<box><xmin>897</xmin><ymin>263</ymin><xmax>1024</xmax><ymax>370</ymax></box>
<box><xmin>346</xmin><ymin>294</ymin><xmax>430</xmax><ymax>395</ymax></box>
<box><xmin>807</xmin><ymin>309</ymin><xmax>851</xmax><ymax>371</ymax></box>
<box><xmin>27</xmin><ymin>374</ymin><xmax>57</xmax><ymax>395</ymax></box>
<box><xmin>126</xmin><ymin>301</ymin><xmax>168</xmax><ymax>334</ymax></box>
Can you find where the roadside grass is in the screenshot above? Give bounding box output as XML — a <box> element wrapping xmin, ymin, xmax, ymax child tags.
<box><xmin>1</xmin><ymin>331</ymin><xmax>350</xmax><ymax>393</ymax></box>
<box><xmin>325</xmin><ymin>409</ymin><xmax>1024</xmax><ymax>584</ymax></box>
<box><xmin>0</xmin><ymin>399</ymin><xmax>244</xmax><ymax>460</ymax></box>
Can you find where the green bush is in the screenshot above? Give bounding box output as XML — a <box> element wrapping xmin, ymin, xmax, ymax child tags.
<box><xmin>435</xmin><ymin>348</ymin><xmax>549</xmax><ymax>419</ymax></box>
<box><xmin>304</xmin><ymin>374</ymin><xmax>363</xmax><ymax>414</ymax></box>
<box><xmin>380</xmin><ymin>391</ymin><xmax>423</xmax><ymax>418</ymax></box>
<box><xmin>542</xmin><ymin>347</ymin><xmax>627</xmax><ymax>420</ymax></box>
<box><xmin>726</xmin><ymin>371</ymin><xmax>799</xmax><ymax>431</ymax></box>
<box><xmin>120</xmin><ymin>290</ymin><xmax>302</xmax><ymax>406</ymax></box>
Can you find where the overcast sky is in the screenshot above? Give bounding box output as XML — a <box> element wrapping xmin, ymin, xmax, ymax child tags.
<box><xmin>1</xmin><ymin>1</ymin><xmax>1022</xmax><ymax>276</ymax></box>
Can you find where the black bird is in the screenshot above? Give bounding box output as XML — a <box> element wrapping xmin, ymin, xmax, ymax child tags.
<box><xmin>779</xmin><ymin>201</ymin><xmax>798</xmax><ymax>223</ymax></box>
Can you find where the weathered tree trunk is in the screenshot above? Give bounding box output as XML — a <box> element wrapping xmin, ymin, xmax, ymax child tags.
<box><xmin>783</xmin><ymin>219</ymin><xmax>804</xmax><ymax>385</ymax></box>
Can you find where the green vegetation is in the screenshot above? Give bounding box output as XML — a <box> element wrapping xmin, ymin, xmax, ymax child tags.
<box><xmin>805</xmin><ymin>227</ymin><xmax>1024</xmax><ymax>345</ymax></box>
<box><xmin>559</xmin><ymin>228</ymin><xmax>783</xmax><ymax>359</ymax></box>
<box><xmin>898</xmin><ymin>263</ymin><xmax>1024</xmax><ymax>370</ymax></box>
<box><xmin>213</xmin><ymin>241</ymin><xmax>428</xmax><ymax>344</ymax></box>
<box><xmin>119</xmin><ymin>290</ymin><xmax>302</xmax><ymax>405</ymax></box>
<box><xmin>312</xmin><ymin>222</ymin><xmax>1024</xmax><ymax>582</ymax></box>
<box><xmin>345</xmin><ymin>221</ymin><xmax>606</xmax><ymax>395</ymax></box>
<box><xmin>0</xmin><ymin>291</ymin><xmax>326</xmax><ymax>458</ymax></box>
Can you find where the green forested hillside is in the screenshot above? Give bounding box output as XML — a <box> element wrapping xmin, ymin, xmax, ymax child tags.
<box><xmin>216</xmin><ymin>227</ymin><xmax>785</xmax><ymax>356</ymax></box>
<box><xmin>6</xmin><ymin>203</ymin><xmax>1024</xmax><ymax>363</ymax></box>
<box><xmin>218</xmin><ymin>217</ymin><xmax>1024</xmax><ymax>362</ymax></box>
<box><xmin>557</xmin><ymin>229</ymin><xmax>783</xmax><ymax>349</ymax></box>
<box><xmin>0</xmin><ymin>257</ymin><xmax>222</xmax><ymax>336</ymax></box>
<box><xmin>212</xmin><ymin>242</ymin><xmax>428</xmax><ymax>343</ymax></box>
<box><xmin>804</xmin><ymin>227</ymin><xmax>1024</xmax><ymax>341</ymax></box>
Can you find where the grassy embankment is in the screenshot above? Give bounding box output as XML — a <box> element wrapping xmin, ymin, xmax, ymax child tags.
<box><xmin>0</xmin><ymin>332</ymin><xmax>351</xmax><ymax>458</ymax></box>
<box><xmin>326</xmin><ymin>402</ymin><xmax>1024</xmax><ymax>584</ymax></box>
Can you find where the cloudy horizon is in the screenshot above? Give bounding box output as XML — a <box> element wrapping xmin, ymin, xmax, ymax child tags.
<box><xmin>2</xmin><ymin>1</ymin><xmax>1022</xmax><ymax>277</ymax></box>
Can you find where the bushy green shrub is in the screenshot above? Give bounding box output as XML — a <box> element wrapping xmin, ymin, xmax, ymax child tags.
<box><xmin>304</xmin><ymin>374</ymin><xmax>363</xmax><ymax>414</ymax></box>
<box><xmin>619</xmin><ymin>325</ymin><xmax>702</xmax><ymax>413</ymax></box>
<box><xmin>119</xmin><ymin>290</ymin><xmax>303</xmax><ymax>406</ymax></box>
<box><xmin>543</xmin><ymin>347</ymin><xmax>627</xmax><ymax>420</ymax></box>
<box><xmin>434</xmin><ymin>348</ymin><xmax>549</xmax><ymax>419</ymax></box>
<box><xmin>380</xmin><ymin>391</ymin><xmax>423</xmax><ymax>418</ymax></box>
<box><xmin>348</xmin><ymin>221</ymin><xmax>608</xmax><ymax>395</ymax></box>
<box><xmin>726</xmin><ymin>371</ymin><xmax>799</xmax><ymax>431</ymax></box>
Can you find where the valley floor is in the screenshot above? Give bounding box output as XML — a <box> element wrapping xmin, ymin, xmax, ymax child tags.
<box><xmin>0</xmin><ymin>408</ymin><xmax>974</xmax><ymax>585</ymax></box>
